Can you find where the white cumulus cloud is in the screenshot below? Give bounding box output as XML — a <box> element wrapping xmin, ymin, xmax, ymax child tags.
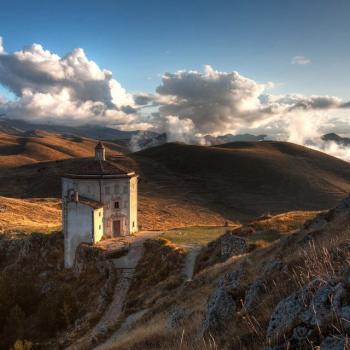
<box><xmin>0</xmin><ymin>37</ymin><xmax>136</xmax><ymax>127</ymax></box>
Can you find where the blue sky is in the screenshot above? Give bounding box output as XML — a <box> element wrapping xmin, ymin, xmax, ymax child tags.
<box><xmin>0</xmin><ymin>0</ymin><xmax>349</xmax><ymax>98</ymax></box>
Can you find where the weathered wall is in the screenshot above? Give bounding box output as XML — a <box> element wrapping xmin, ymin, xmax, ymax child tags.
<box><xmin>62</xmin><ymin>175</ymin><xmax>138</xmax><ymax>267</ymax></box>
<box><xmin>65</xmin><ymin>202</ymin><xmax>93</xmax><ymax>268</ymax></box>
<box><xmin>100</xmin><ymin>178</ymin><xmax>130</xmax><ymax>237</ymax></box>
<box><xmin>93</xmin><ymin>208</ymin><xmax>104</xmax><ymax>243</ymax></box>
<box><xmin>62</xmin><ymin>176</ymin><xmax>138</xmax><ymax>238</ymax></box>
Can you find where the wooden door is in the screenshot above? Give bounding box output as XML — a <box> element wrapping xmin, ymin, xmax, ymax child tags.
<box><xmin>113</xmin><ymin>220</ymin><xmax>121</xmax><ymax>236</ymax></box>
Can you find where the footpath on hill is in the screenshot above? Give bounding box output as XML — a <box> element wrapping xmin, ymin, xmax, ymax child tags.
<box><xmin>67</xmin><ymin>231</ymin><xmax>161</xmax><ymax>350</ymax></box>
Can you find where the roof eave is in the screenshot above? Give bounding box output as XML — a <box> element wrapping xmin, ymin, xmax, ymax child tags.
<box><xmin>62</xmin><ymin>172</ymin><xmax>137</xmax><ymax>180</ymax></box>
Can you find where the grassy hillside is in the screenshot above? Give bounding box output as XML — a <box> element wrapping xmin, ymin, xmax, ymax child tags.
<box><xmin>132</xmin><ymin>141</ymin><xmax>350</xmax><ymax>221</ymax></box>
<box><xmin>101</xmin><ymin>197</ymin><xmax>350</xmax><ymax>350</ymax></box>
<box><xmin>1</xmin><ymin>139</ymin><xmax>350</xmax><ymax>229</ymax></box>
<box><xmin>0</xmin><ymin>129</ymin><xmax>126</xmax><ymax>168</ymax></box>
<box><xmin>0</xmin><ymin>196</ymin><xmax>61</xmax><ymax>233</ymax></box>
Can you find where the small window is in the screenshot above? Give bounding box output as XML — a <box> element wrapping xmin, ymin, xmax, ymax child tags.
<box><xmin>87</xmin><ymin>185</ymin><xmax>91</xmax><ymax>193</ymax></box>
<box><xmin>99</xmin><ymin>212</ymin><xmax>101</xmax><ymax>217</ymax></box>
<box><xmin>114</xmin><ymin>201</ymin><xmax>119</xmax><ymax>209</ymax></box>
<box><xmin>132</xmin><ymin>221</ymin><xmax>135</xmax><ymax>228</ymax></box>
<box><xmin>123</xmin><ymin>185</ymin><xmax>128</xmax><ymax>194</ymax></box>
<box><xmin>99</xmin><ymin>225</ymin><xmax>101</xmax><ymax>230</ymax></box>
<box><xmin>105</xmin><ymin>186</ymin><xmax>110</xmax><ymax>194</ymax></box>
<box><xmin>114</xmin><ymin>184</ymin><xmax>119</xmax><ymax>194</ymax></box>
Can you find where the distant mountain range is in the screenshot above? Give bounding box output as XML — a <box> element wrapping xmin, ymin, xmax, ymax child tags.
<box><xmin>0</xmin><ymin>118</ymin><xmax>138</xmax><ymax>140</ymax></box>
<box><xmin>1</xmin><ymin>118</ymin><xmax>349</xmax><ymax>151</ymax></box>
<box><xmin>204</xmin><ymin>133</ymin><xmax>267</xmax><ymax>144</ymax></box>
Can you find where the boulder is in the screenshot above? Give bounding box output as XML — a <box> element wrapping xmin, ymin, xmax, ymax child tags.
<box><xmin>201</xmin><ymin>287</ymin><xmax>236</xmax><ymax>336</ymax></box>
<box><xmin>220</xmin><ymin>234</ymin><xmax>248</xmax><ymax>258</ymax></box>
<box><xmin>219</xmin><ymin>265</ymin><xmax>245</xmax><ymax>291</ymax></box>
<box><xmin>167</xmin><ymin>307</ymin><xmax>190</xmax><ymax>330</ymax></box>
<box><xmin>320</xmin><ymin>336</ymin><xmax>347</xmax><ymax>350</ymax></box>
<box><xmin>244</xmin><ymin>279</ymin><xmax>266</xmax><ymax>311</ymax></box>
<box><xmin>200</xmin><ymin>265</ymin><xmax>245</xmax><ymax>336</ymax></box>
<box><xmin>267</xmin><ymin>279</ymin><xmax>350</xmax><ymax>347</ymax></box>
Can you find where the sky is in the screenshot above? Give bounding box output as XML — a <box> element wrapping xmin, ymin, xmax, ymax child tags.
<box><xmin>0</xmin><ymin>0</ymin><xmax>350</xmax><ymax>157</ymax></box>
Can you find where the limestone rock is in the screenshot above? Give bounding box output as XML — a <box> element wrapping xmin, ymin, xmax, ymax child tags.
<box><xmin>320</xmin><ymin>336</ymin><xmax>347</xmax><ymax>350</ymax></box>
<box><xmin>200</xmin><ymin>265</ymin><xmax>245</xmax><ymax>336</ymax></box>
<box><xmin>201</xmin><ymin>287</ymin><xmax>236</xmax><ymax>336</ymax></box>
<box><xmin>262</xmin><ymin>259</ymin><xmax>287</xmax><ymax>276</ymax></box>
<box><xmin>244</xmin><ymin>279</ymin><xmax>266</xmax><ymax>311</ymax></box>
<box><xmin>267</xmin><ymin>278</ymin><xmax>350</xmax><ymax>347</ymax></box>
<box><xmin>218</xmin><ymin>265</ymin><xmax>245</xmax><ymax>291</ymax></box>
<box><xmin>220</xmin><ymin>234</ymin><xmax>248</xmax><ymax>258</ymax></box>
<box><xmin>167</xmin><ymin>307</ymin><xmax>190</xmax><ymax>330</ymax></box>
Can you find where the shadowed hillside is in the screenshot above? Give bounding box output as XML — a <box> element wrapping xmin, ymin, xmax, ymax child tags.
<box><xmin>131</xmin><ymin>141</ymin><xmax>350</xmax><ymax>221</ymax></box>
<box><xmin>1</xmin><ymin>140</ymin><xmax>349</xmax><ymax>229</ymax></box>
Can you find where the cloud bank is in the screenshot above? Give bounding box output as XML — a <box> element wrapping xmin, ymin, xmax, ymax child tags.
<box><xmin>0</xmin><ymin>36</ymin><xmax>350</xmax><ymax>161</ymax></box>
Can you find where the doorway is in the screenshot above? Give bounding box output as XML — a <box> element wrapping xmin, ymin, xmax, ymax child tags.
<box><xmin>113</xmin><ymin>220</ymin><xmax>121</xmax><ymax>236</ymax></box>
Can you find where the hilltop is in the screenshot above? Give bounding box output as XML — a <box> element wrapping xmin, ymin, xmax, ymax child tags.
<box><xmin>132</xmin><ymin>141</ymin><xmax>350</xmax><ymax>221</ymax></box>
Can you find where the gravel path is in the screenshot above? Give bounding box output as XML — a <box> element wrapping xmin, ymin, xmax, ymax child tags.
<box><xmin>183</xmin><ymin>245</ymin><xmax>202</xmax><ymax>281</ymax></box>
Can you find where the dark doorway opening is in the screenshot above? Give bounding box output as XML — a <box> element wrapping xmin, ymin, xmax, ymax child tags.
<box><xmin>113</xmin><ymin>220</ymin><xmax>121</xmax><ymax>236</ymax></box>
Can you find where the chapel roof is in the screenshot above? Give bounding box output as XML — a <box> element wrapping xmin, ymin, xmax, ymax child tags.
<box><xmin>63</xmin><ymin>158</ymin><xmax>136</xmax><ymax>179</ymax></box>
<box><xmin>63</xmin><ymin>141</ymin><xmax>136</xmax><ymax>179</ymax></box>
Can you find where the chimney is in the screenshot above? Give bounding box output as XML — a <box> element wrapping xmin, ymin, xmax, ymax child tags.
<box><xmin>95</xmin><ymin>141</ymin><xmax>105</xmax><ymax>161</ymax></box>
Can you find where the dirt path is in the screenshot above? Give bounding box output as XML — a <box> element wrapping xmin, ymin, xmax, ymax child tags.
<box><xmin>67</xmin><ymin>231</ymin><xmax>160</xmax><ymax>350</ymax></box>
<box><xmin>95</xmin><ymin>309</ymin><xmax>148</xmax><ymax>350</ymax></box>
<box><xmin>96</xmin><ymin>244</ymin><xmax>203</xmax><ymax>350</ymax></box>
<box><xmin>182</xmin><ymin>245</ymin><xmax>202</xmax><ymax>282</ymax></box>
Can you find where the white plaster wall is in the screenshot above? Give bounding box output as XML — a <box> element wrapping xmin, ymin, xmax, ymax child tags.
<box><xmin>64</xmin><ymin>202</ymin><xmax>94</xmax><ymax>268</ymax></box>
<box><xmin>129</xmin><ymin>176</ymin><xmax>138</xmax><ymax>233</ymax></box>
<box><xmin>93</xmin><ymin>208</ymin><xmax>104</xmax><ymax>243</ymax></box>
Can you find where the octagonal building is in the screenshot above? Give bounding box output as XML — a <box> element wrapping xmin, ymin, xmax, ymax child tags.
<box><xmin>62</xmin><ymin>142</ymin><xmax>138</xmax><ymax>268</ymax></box>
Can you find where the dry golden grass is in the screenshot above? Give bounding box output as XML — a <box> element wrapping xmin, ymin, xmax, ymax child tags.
<box><xmin>138</xmin><ymin>195</ymin><xmax>234</xmax><ymax>231</ymax></box>
<box><xmin>0</xmin><ymin>196</ymin><xmax>61</xmax><ymax>233</ymax></box>
<box><xmin>249</xmin><ymin>210</ymin><xmax>321</xmax><ymax>233</ymax></box>
<box><xmin>103</xmin><ymin>207</ymin><xmax>350</xmax><ymax>350</ymax></box>
<box><xmin>0</xmin><ymin>130</ymin><xmax>125</xmax><ymax>168</ymax></box>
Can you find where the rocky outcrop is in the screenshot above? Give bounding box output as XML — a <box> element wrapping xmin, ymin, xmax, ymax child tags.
<box><xmin>304</xmin><ymin>195</ymin><xmax>350</xmax><ymax>231</ymax></box>
<box><xmin>220</xmin><ymin>233</ymin><xmax>249</xmax><ymax>258</ymax></box>
<box><xmin>243</xmin><ymin>279</ymin><xmax>266</xmax><ymax>311</ymax></box>
<box><xmin>262</xmin><ymin>259</ymin><xmax>288</xmax><ymax>276</ymax></box>
<box><xmin>320</xmin><ymin>336</ymin><xmax>348</xmax><ymax>350</ymax></box>
<box><xmin>267</xmin><ymin>278</ymin><xmax>350</xmax><ymax>348</ymax></box>
<box><xmin>200</xmin><ymin>265</ymin><xmax>245</xmax><ymax>336</ymax></box>
<box><xmin>167</xmin><ymin>307</ymin><xmax>191</xmax><ymax>330</ymax></box>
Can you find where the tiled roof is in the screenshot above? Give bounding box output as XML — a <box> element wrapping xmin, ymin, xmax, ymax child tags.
<box><xmin>63</xmin><ymin>158</ymin><xmax>135</xmax><ymax>179</ymax></box>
